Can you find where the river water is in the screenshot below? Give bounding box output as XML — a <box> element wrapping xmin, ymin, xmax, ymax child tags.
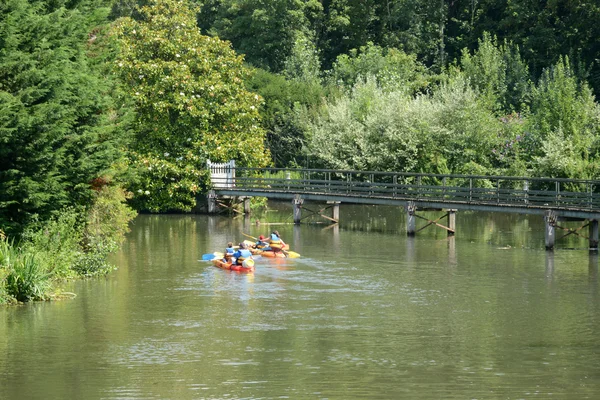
<box><xmin>1</xmin><ymin>203</ymin><xmax>600</xmax><ymax>399</ymax></box>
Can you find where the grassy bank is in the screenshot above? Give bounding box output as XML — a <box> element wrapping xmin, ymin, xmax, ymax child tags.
<box><xmin>0</xmin><ymin>186</ymin><xmax>136</xmax><ymax>305</ymax></box>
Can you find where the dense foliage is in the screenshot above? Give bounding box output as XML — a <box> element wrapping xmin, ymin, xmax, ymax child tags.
<box><xmin>301</xmin><ymin>39</ymin><xmax>600</xmax><ymax>179</ymax></box>
<box><xmin>195</xmin><ymin>1</ymin><xmax>600</xmax><ymax>174</ymax></box>
<box><xmin>0</xmin><ymin>0</ymin><xmax>125</xmax><ymax>236</ymax></box>
<box><xmin>196</xmin><ymin>1</ymin><xmax>600</xmax><ymax>94</ymax></box>
<box><xmin>0</xmin><ymin>0</ymin><xmax>135</xmax><ymax>303</ymax></box>
<box><xmin>114</xmin><ymin>0</ymin><xmax>270</xmax><ymax>211</ymax></box>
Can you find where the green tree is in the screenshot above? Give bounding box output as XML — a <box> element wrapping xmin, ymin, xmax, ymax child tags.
<box><xmin>460</xmin><ymin>33</ymin><xmax>530</xmax><ymax>113</ymax></box>
<box><xmin>197</xmin><ymin>0</ymin><xmax>321</xmax><ymax>73</ymax></box>
<box><xmin>114</xmin><ymin>0</ymin><xmax>270</xmax><ymax>212</ymax></box>
<box><xmin>527</xmin><ymin>57</ymin><xmax>600</xmax><ymax>179</ymax></box>
<box><xmin>382</xmin><ymin>0</ymin><xmax>449</xmax><ymax>69</ymax></box>
<box><xmin>319</xmin><ymin>0</ymin><xmax>382</xmax><ymax>68</ymax></box>
<box><xmin>0</xmin><ymin>0</ymin><xmax>126</xmax><ymax>235</ymax></box>
<box><xmin>283</xmin><ymin>30</ymin><xmax>321</xmax><ymax>84</ymax></box>
<box><xmin>246</xmin><ymin>68</ymin><xmax>325</xmax><ymax>167</ymax></box>
<box><xmin>328</xmin><ymin>42</ymin><xmax>432</xmax><ymax>94</ymax></box>
<box><xmin>303</xmin><ymin>74</ymin><xmax>503</xmax><ymax>176</ymax></box>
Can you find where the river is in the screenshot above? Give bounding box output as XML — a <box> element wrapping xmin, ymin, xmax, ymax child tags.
<box><xmin>1</xmin><ymin>203</ymin><xmax>600</xmax><ymax>399</ymax></box>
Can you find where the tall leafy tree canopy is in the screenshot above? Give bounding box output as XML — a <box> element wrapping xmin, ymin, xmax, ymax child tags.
<box><xmin>196</xmin><ymin>0</ymin><xmax>600</xmax><ymax>96</ymax></box>
<box><xmin>197</xmin><ymin>0</ymin><xmax>322</xmax><ymax>72</ymax></box>
<box><xmin>114</xmin><ymin>0</ymin><xmax>270</xmax><ymax>211</ymax></box>
<box><xmin>0</xmin><ymin>0</ymin><xmax>124</xmax><ymax>235</ymax></box>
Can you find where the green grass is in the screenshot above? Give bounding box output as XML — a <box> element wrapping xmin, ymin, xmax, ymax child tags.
<box><xmin>1</xmin><ymin>238</ymin><xmax>50</xmax><ymax>303</ymax></box>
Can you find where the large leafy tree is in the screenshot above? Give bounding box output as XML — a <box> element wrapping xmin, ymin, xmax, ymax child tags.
<box><xmin>460</xmin><ymin>33</ymin><xmax>530</xmax><ymax>114</ymax></box>
<box><xmin>197</xmin><ymin>0</ymin><xmax>322</xmax><ymax>73</ymax></box>
<box><xmin>246</xmin><ymin>68</ymin><xmax>325</xmax><ymax>167</ymax></box>
<box><xmin>527</xmin><ymin>57</ymin><xmax>600</xmax><ymax>180</ymax></box>
<box><xmin>114</xmin><ymin>0</ymin><xmax>270</xmax><ymax>212</ymax></box>
<box><xmin>328</xmin><ymin>42</ymin><xmax>431</xmax><ymax>94</ymax></box>
<box><xmin>0</xmin><ymin>0</ymin><xmax>125</xmax><ymax>236</ymax></box>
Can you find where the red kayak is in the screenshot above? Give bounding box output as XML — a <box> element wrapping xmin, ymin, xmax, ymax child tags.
<box><xmin>212</xmin><ymin>258</ymin><xmax>255</xmax><ymax>272</ymax></box>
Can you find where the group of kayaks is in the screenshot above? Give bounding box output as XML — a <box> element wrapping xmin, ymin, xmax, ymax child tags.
<box><xmin>205</xmin><ymin>236</ymin><xmax>300</xmax><ymax>273</ymax></box>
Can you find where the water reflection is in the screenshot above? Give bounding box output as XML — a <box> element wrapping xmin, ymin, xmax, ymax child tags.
<box><xmin>545</xmin><ymin>251</ymin><xmax>555</xmax><ymax>282</ymax></box>
<box><xmin>589</xmin><ymin>252</ymin><xmax>598</xmax><ymax>285</ymax></box>
<box><xmin>448</xmin><ymin>236</ymin><xmax>456</xmax><ymax>266</ymax></box>
<box><xmin>406</xmin><ymin>235</ymin><xmax>416</xmax><ymax>265</ymax></box>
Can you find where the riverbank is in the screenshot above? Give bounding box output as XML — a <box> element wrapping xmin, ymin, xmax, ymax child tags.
<box><xmin>0</xmin><ymin>187</ymin><xmax>136</xmax><ymax>305</ymax></box>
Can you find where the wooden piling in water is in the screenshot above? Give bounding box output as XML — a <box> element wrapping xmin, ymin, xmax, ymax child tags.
<box><xmin>293</xmin><ymin>195</ymin><xmax>303</xmax><ymax>224</ymax></box>
<box><xmin>589</xmin><ymin>219</ymin><xmax>599</xmax><ymax>250</ymax></box>
<box><xmin>407</xmin><ymin>201</ymin><xmax>416</xmax><ymax>236</ymax></box>
<box><xmin>545</xmin><ymin>210</ymin><xmax>557</xmax><ymax>250</ymax></box>
<box><xmin>207</xmin><ymin>190</ymin><xmax>217</xmax><ymax>214</ymax></box>
<box><xmin>243</xmin><ymin>197</ymin><xmax>251</xmax><ymax>215</ymax></box>
<box><xmin>447</xmin><ymin>209</ymin><xmax>456</xmax><ymax>236</ymax></box>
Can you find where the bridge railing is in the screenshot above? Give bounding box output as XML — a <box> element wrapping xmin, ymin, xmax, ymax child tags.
<box><xmin>210</xmin><ymin>167</ymin><xmax>600</xmax><ymax>211</ymax></box>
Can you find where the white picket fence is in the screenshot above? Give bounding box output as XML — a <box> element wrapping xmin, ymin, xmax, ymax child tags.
<box><xmin>207</xmin><ymin>159</ymin><xmax>235</xmax><ymax>188</ymax></box>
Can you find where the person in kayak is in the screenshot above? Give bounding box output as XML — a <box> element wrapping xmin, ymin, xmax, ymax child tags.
<box><xmin>223</xmin><ymin>242</ymin><xmax>236</xmax><ymax>263</ymax></box>
<box><xmin>233</xmin><ymin>242</ymin><xmax>253</xmax><ymax>266</ymax></box>
<box><xmin>268</xmin><ymin>230</ymin><xmax>286</xmax><ymax>254</ymax></box>
<box><xmin>254</xmin><ymin>235</ymin><xmax>269</xmax><ymax>249</ymax></box>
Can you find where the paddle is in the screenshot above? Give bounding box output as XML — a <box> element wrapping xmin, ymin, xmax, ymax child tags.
<box><xmin>201</xmin><ymin>252</ymin><xmax>224</xmax><ymax>261</ymax></box>
<box><xmin>283</xmin><ymin>250</ymin><xmax>300</xmax><ymax>258</ymax></box>
<box><xmin>242</xmin><ymin>233</ymin><xmax>258</xmax><ymax>241</ymax></box>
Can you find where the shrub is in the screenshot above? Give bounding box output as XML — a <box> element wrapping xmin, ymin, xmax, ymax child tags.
<box><xmin>4</xmin><ymin>250</ymin><xmax>50</xmax><ymax>303</ymax></box>
<box><xmin>1</xmin><ymin>236</ymin><xmax>50</xmax><ymax>303</ymax></box>
<box><xmin>0</xmin><ymin>234</ymin><xmax>12</xmax><ymax>304</ymax></box>
<box><xmin>73</xmin><ymin>185</ymin><xmax>136</xmax><ymax>276</ymax></box>
<box><xmin>21</xmin><ymin>211</ymin><xmax>83</xmax><ymax>279</ymax></box>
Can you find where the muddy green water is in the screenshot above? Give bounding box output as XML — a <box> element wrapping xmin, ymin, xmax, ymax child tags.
<box><xmin>1</xmin><ymin>203</ymin><xmax>600</xmax><ymax>399</ymax></box>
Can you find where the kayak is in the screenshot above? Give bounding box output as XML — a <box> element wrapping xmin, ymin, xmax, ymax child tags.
<box><xmin>212</xmin><ymin>258</ymin><xmax>255</xmax><ymax>272</ymax></box>
<box><xmin>243</xmin><ymin>240</ymin><xmax>300</xmax><ymax>258</ymax></box>
<box><xmin>252</xmin><ymin>249</ymin><xmax>286</xmax><ymax>258</ymax></box>
<box><xmin>244</xmin><ymin>240</ymin><xmax>289</xmax><ymax>250</ymax></box>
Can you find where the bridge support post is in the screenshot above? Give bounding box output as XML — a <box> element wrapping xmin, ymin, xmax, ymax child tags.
<box><xmin>544</xmin><ymin>210</ymin><xmax>557</xmax><ymax>250</ymax></box>
<box><xmin>407</xmin><ymin>201</ymin><xmax>416</xmax><ymax>236</ymax></box>
<box><xmin>243</xmin><ymin>197</ymin><xmax>251</xmax><ymax>215</ymax></box>
<box><xmin>447</xmin><ymin>209</ymin><xmax>456</xmax><ymax>236</ymax></box>
<box><xmin>589</xmin><ymin>219</ymin><xmax>599</xmax><ymax>251</ymax></box>
<box><xmin>207</xmin><ymin>190</ymin><xmax>217</xmax><ymax>214</ymax></box>
<box><xmin>328</xmin><ymin>201</ymin><xmax>340</xmax><ymax>222</ymax></box>
<box><xmin>293</xmin><ymin>195</ymin><xmax>304</xmax><ymax>224</ymax></box>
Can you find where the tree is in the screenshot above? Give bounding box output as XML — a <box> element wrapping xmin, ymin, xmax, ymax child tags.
<box><xmin>0</xmin><ymin>0</ymin><xmax>125</xmax><ymax>235</ymax></box>
<box><xmin>328</xmin><ymin>42</ymin><xmax>431</xmax><ymax>94</ymax></box>
<box><xmin>527</xmin><ymin>57</ymin><xmax>600</xmax><ymax>179</ymax></box>
<box><xmin>246</xmin><ymin>67</ymin><xmax>325</xmax><ymax>167</ymax></box>
<box><xmin>460</xmin><ymin>33</ymin><xmax>530</xmax><ymax>113</ymax></box>
<box><xmin>196</xmin><ymin>0</ymin><xmax>321</xmax><ymax>73</ymax></box>
<box><xmin>114</xmin><ymin>0</ymin><xmax>270</xmax><ymax>212</ymax></box>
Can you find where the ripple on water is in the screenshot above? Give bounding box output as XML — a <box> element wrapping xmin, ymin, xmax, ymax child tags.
<box><xmin>112</xmin><ymin>339</ymin><xmax>202</xmax><ymax>366</ymax></box>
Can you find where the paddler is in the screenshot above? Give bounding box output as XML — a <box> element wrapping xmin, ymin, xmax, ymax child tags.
<box><xmin>255</xmin><ymin>235</ymin><xmax>269</xmax><ymax>249</ymax></box>
<box><xmin>223</xmin><ymin>241</ymin><xmax>236</xmax><ymax>263</ymax></box>
<box><xmin>268</xmin><ymin>230</ymin><xmax>286</xmax><ymax>254</ymax></box>
<box><xmin>233</xmin><ymin>243</ymin><xmax>253</xmax><ymax>266</ymax></box>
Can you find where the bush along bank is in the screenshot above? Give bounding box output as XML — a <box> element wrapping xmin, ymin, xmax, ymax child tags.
<box><xmin>0</xmin><ymin>186</ymin><xmax>136</xmax><ymax>305</ymax></box>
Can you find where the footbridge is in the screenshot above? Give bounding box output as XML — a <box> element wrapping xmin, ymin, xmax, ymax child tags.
<box><xmin>206</xmin><ymin>160</ymin><xmax>600</xmax><ymax>250</ymax></box>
